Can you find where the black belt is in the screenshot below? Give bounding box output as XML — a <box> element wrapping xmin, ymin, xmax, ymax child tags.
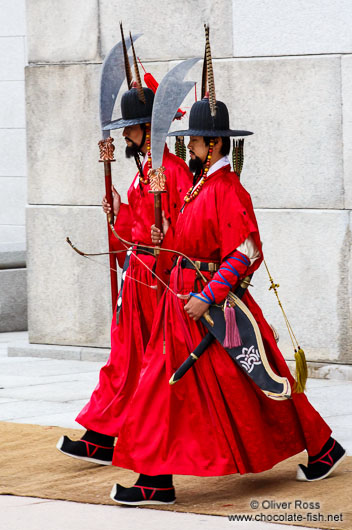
<box><xmin>135</xmin><ymin>246</ymin><xmax>154</xmax><ymax>256</ymax></box>
<box><xmin>177</xmin><ymin>257</ymin><xmax>219</xmax><ymax>272</ymax></box>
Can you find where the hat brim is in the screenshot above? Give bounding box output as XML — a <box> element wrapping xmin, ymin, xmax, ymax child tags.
<box><xmin>102</xmin><ymin>116</ymin><xmax>152</xmax><ymax>131</ymax></box>
<box><xmin>168</xmin><ymin>129</ymin><xmax>253</xmax><ymax>137</ymax></box>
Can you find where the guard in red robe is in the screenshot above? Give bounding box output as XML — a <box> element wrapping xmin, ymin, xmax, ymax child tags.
<box><xmin>110</xmin><ymin>92</ymin><xmax>346</xmax><ymax>505</ymax></box>
<box><xmin>57</xmin><ymin>83</ymin><xmax>192</xmax><ymax>464</ymax></box>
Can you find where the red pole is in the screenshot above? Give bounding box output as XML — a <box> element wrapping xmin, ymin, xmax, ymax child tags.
<box><xmin>153</xmin><ymin>192</ymin><xmax>164</xmax><ymax>302</ymax></box>
<box><xmin>99</xmin><ymin>138</ymin><xmax>118</xmax><ymax>312</ymax></box>
<box><xmin>104</xmin><ymin>161</ymin><xmax>118</xmax><ymax>310</ymax></box>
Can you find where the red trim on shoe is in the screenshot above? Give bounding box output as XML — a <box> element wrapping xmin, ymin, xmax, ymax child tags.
<box><xmin>133</xmin><ymin>485</ymin><xmax>174</xmax><ymax>501</ymax></box>
<box><xmin>81</xmin><ymin>440</ymin><xmax>113</xmax><ymax>458</ymax></box>
<box><xmin>309</xmin><ymin>440</ymin><xmax>335</xmax><ymax>466</ymax></box>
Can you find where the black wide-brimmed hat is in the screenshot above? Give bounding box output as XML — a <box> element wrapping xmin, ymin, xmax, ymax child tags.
<box><xmin>170</xmin><ymin>25</ymin><xmax>253</xmax><ymax>139</ymax></box>
<box><xmin>168</xmin><ymin>97</ymin><xmax>252</xmax><ymax>137</ymax></box>
<box><xmin>103</xmin><ymin>24</ymin><xmax>154</xmax><ymax>131</ymax></box>
<box><xmin>103</xmin><ymin>87</ymin><xmax>154</xmax><ymax>130</ymax></box>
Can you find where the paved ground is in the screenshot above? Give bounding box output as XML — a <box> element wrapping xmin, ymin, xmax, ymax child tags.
<box><xmin>1</xmin><ymin>331</ymin><xmax>351</xmax><ymax>530</ymax></box>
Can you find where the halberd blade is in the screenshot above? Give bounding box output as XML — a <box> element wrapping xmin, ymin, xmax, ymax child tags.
<box><xmin>100</xmin><ymin>33</ymin><xmax>142</xmax><ymax>139</ymax></box>
<box><xmin>151</xmin><ymin>57</ymin><xmax>200</xmax><ymax>169</ymax></box>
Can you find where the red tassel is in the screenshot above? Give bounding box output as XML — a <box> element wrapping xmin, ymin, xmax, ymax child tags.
<box><xmin>140</xmin><ymin>61</ymin><xmax>186</xmax><ymax>118</ymax></box>
<box><xmin>223</xmin><ymin>303</ymin><xmax>242</xmax><ymax>348</ymax></box>
<box><xmin>144</xmin><ymin>72</ymin><xmax>159</xmax><ymax>93</ymax></box>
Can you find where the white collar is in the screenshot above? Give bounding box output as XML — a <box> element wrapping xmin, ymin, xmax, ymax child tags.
<box><xmin>191</xmin><ymin>155</ymin><xmax>231</xmax><ymax>193</ymax></box>
<box><xmin>207</xmin><ymin>155</ymin><xmax>231</xmax><ymax>177</ymax></box>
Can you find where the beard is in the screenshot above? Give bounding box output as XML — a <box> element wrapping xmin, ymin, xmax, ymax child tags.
<box><xmin>188</xmin><ymin>155</ymin><xmax>204</xmax><ymax>175</ymax></box>
<box><xmin>125</xmin><ymin>141</ymin><xmax>140</xmax><ymax>159</ymax></box>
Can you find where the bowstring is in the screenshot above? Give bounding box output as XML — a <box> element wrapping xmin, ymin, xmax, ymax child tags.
<box><xmin>108</xmin><ymin>222</ymin><xmax>208</xmax><ymax>283</ymax></box>
<box><xmin>70</xmin><ymin>244</ymin><xmax>180</xmax><ymax>299</ymax></box>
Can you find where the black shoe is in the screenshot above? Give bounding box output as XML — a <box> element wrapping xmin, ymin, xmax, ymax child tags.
<box><xmin>297</xmin><ymin>438</ymin><xmax>346</xmax><ymax>481</ymax></box>
<box><xmin>56</xmin><ymin>435</ymin><xmax>114</xmax><ymax>465</ymax></box>
<box><xmin>110</xmin><ymin>483</ymin><xmax>176</xmax><ymax>505</ymax></box>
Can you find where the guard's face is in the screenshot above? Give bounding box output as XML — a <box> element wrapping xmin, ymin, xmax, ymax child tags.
<box><xmin>187</xmin><ymin>136</ymin><xmax>208</xmax><ymax>164</ymax></box>
<box><xmin>122</xmin><ymin>124</ymin><xmax>144</xmax><ymax>148</ymax></box>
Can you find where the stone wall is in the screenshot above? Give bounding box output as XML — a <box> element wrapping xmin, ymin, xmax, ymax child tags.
<box><xmin>0</xmin><ymin>0</ymin><xmax>27</xmax><ymax>331</ymax></box>
<box><xmin>0</xmin><ymin>0</ymin><xmax>27</xmax><ymax>244</ymax></box>
<box><xmin>25</xmin><ymin>1</ymin><xmax>351</xmax><ymax>369</ymax></box>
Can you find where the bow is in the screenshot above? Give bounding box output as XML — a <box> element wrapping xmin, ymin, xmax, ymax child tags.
<box><xmin>66</xmin><ymin>223</ymin><xmax>208</xmax><ymax>286</ymax></box>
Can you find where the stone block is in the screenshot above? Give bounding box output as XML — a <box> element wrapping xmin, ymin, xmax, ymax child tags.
<box><xmin>0</xmin><ymin>242</ymin><xmax>26</xmax><ymax>268</ymax></box>
<box><xmin>26</xmin><ymin>63</ymin><xmax>105</xmax><ymax>206</ymax></box>
<box><xmin>27</xmin><ymin>205</ymin><xmax>113</xmax><ymax>347</ymax></box>
<box><xmin>342</xmin><ymin>55</ymin><xmax>352</xmax><ymax>209</ymax></box>
<box><xmin>170</xmin><ymin>55</ymin><xmax>343</xmax><ymax>209</ymax></box>
<box><xmin>0</xmin><ymin>37</ymin><xmax>25</xmax><ymax>80</ymax></box>
<box><xmin>211</xmin><ymin>56</ymin><xmax>343</xmax><ymax>209</ymax></box>
<box><xmin>26</xmin><ymin>0</ymin><xmax>99</xmax><ymax>63</ymax></box>
<box><xmin>26</xmin><ymin>61</ymin><xmax>169</xmax><ymax>206</ymax></box>
<box><xmin>233</xmin><ymin>0</ymin><xmax>352</xmax><ymax>57</ymax></box>
<box><xmin>0</xmin><ymin>225</ymin><xmax>25</xmax><ymax>244</ymax></box>
<box><xmin>0</xmin><ymin>178</ymin><xmax>26</xmax><ymax>225</ymax></box>
<box><xmin>0</xmin><ymin>81</ymin><xmax>25</xmax><ymax>128</ymax></box>
<box><xmin>252</xmin><ymin>208</ymin><xmax>350</xmax><ymax>364</ymax></box>
<box><xmin>0</xmin><ymin>129</ymin><xmax>26</xmax><ymax>176</ymax></box>
<box><xmin>0</xmin><ymin>268</ymin><xmax>27</xmax><ymax>332</ymax></box>
<box><xmin>99</xmin><ymin>0</ymin><xmax>233</xmax><ymax>61</ymax></box>
<box><xmin>0</xmin><ymin>0</ymin><xmax>26</xmax><ymax>36</ymax></box>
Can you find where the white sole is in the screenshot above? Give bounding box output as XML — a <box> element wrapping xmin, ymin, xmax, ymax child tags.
<box><xmin>110</xmin><ymin>483</ymin><xmax>176</xmax><ymax>506</ymax></box>
<box><xmin>56</xmin><ymin>435</ymin><xmax>112</xmax><ymax>466</ymax></box>
<box><xmin>296</xmin><ymin>451</ymin><xmax>346</xmax><ymax>481</ymax></box>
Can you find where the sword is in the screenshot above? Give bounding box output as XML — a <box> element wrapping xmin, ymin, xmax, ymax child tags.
<box><xmin>98</xmin><ymin>34</ymin><xmax>141</xmax><ymax>311</ymax></box>
<box><xmin>148</xmin><ymin>57</ymin><xmax>200</xmax><ymax>299</ymax></box>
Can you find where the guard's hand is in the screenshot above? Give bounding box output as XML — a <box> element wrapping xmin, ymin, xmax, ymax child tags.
<box><xmin>151</xmin><ymin>211</ymin><xmax>170</xmax><ymax>244</ymax></box>
<box><xmin>151</xmin><ymin>224</ymin><xmax>163</xmax><ymax>244</ymax></box>
<box><xmin>102</xmin><ymin>186</ymin><xmax>121</xmax><ymax>217</ymax></box>
<box><xmin>184</xmin><ymin>296</ymin><xmax>210</xmax><ymax>321</ymax></box>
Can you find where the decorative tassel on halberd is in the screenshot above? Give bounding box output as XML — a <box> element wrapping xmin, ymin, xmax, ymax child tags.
<box><xmin>175</xmin><ymin>136</ymin><xmax>187</xmax><ymax>161</ymax></box>
<box><xmin>294</xmin><ymin>347</ymin><xmax>308</xmax><ymax>393</ymax></box>
<box><xmin>138</xmin><ymin>56</ymin><xmax>159</xmax><ymax>92</ymax></box>
<box><xmin>223</xmin><ymin>301</ymin><xmax>242</xmax><ymax>348</ymax></box>
<box><xmin>137</xmin><ymin>56</ymin><xmax>186</xmax><ymax>119</ymax></box>
<box><xmin>232</xmin><ymin>139</ymin><xmax>244</xmax><ymax>177</ymax></box>
<box><xmin>264</xmin><ymin>260</ymin><xmax>308</xmax><ymax>393</ymax></box>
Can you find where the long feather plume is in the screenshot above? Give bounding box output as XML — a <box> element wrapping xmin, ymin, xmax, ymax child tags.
<box><xmin>120</xmin><ymin>22</ymin><xmax>132</xmax><ymax>89</ymax></box>
<box><xmin>232</xmin><ymin>139</ymin><xmax>244</xmax><ymax>177</ymax></box>
<box><xmin>201</xmin><ymin>43</ymin><xmax>208</xmax><ymax>99</ymax></box>
<box><xmin>130</xmin><ymin>31</ymin><xmax>146</xmax><ymax>104</ymax></box>
<box><xmin>204</xmin><ymin>24</ymin><xmax>216</xmax><ymax>117</ymax></box>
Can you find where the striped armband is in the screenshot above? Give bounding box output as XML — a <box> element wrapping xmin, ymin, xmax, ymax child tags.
<box><xmin>189</xmin><ymin>292</ymin><xmax>212</xmax><ymax>304</ymax></box>
<box><xmin>201</xmin><ymin>250</ymin><xmax>250</xmax><ymax>303</ymax></box>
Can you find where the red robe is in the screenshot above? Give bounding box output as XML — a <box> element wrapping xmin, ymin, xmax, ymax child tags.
<box><xmin>76</xmin><ymin>147</ymin><xmax>192</xmax><ymax>436</ymax></box>
<box><xmin>113</xmin><ymin>164</ymin><xmax>331</xmax><ymax>476</ymax></box>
